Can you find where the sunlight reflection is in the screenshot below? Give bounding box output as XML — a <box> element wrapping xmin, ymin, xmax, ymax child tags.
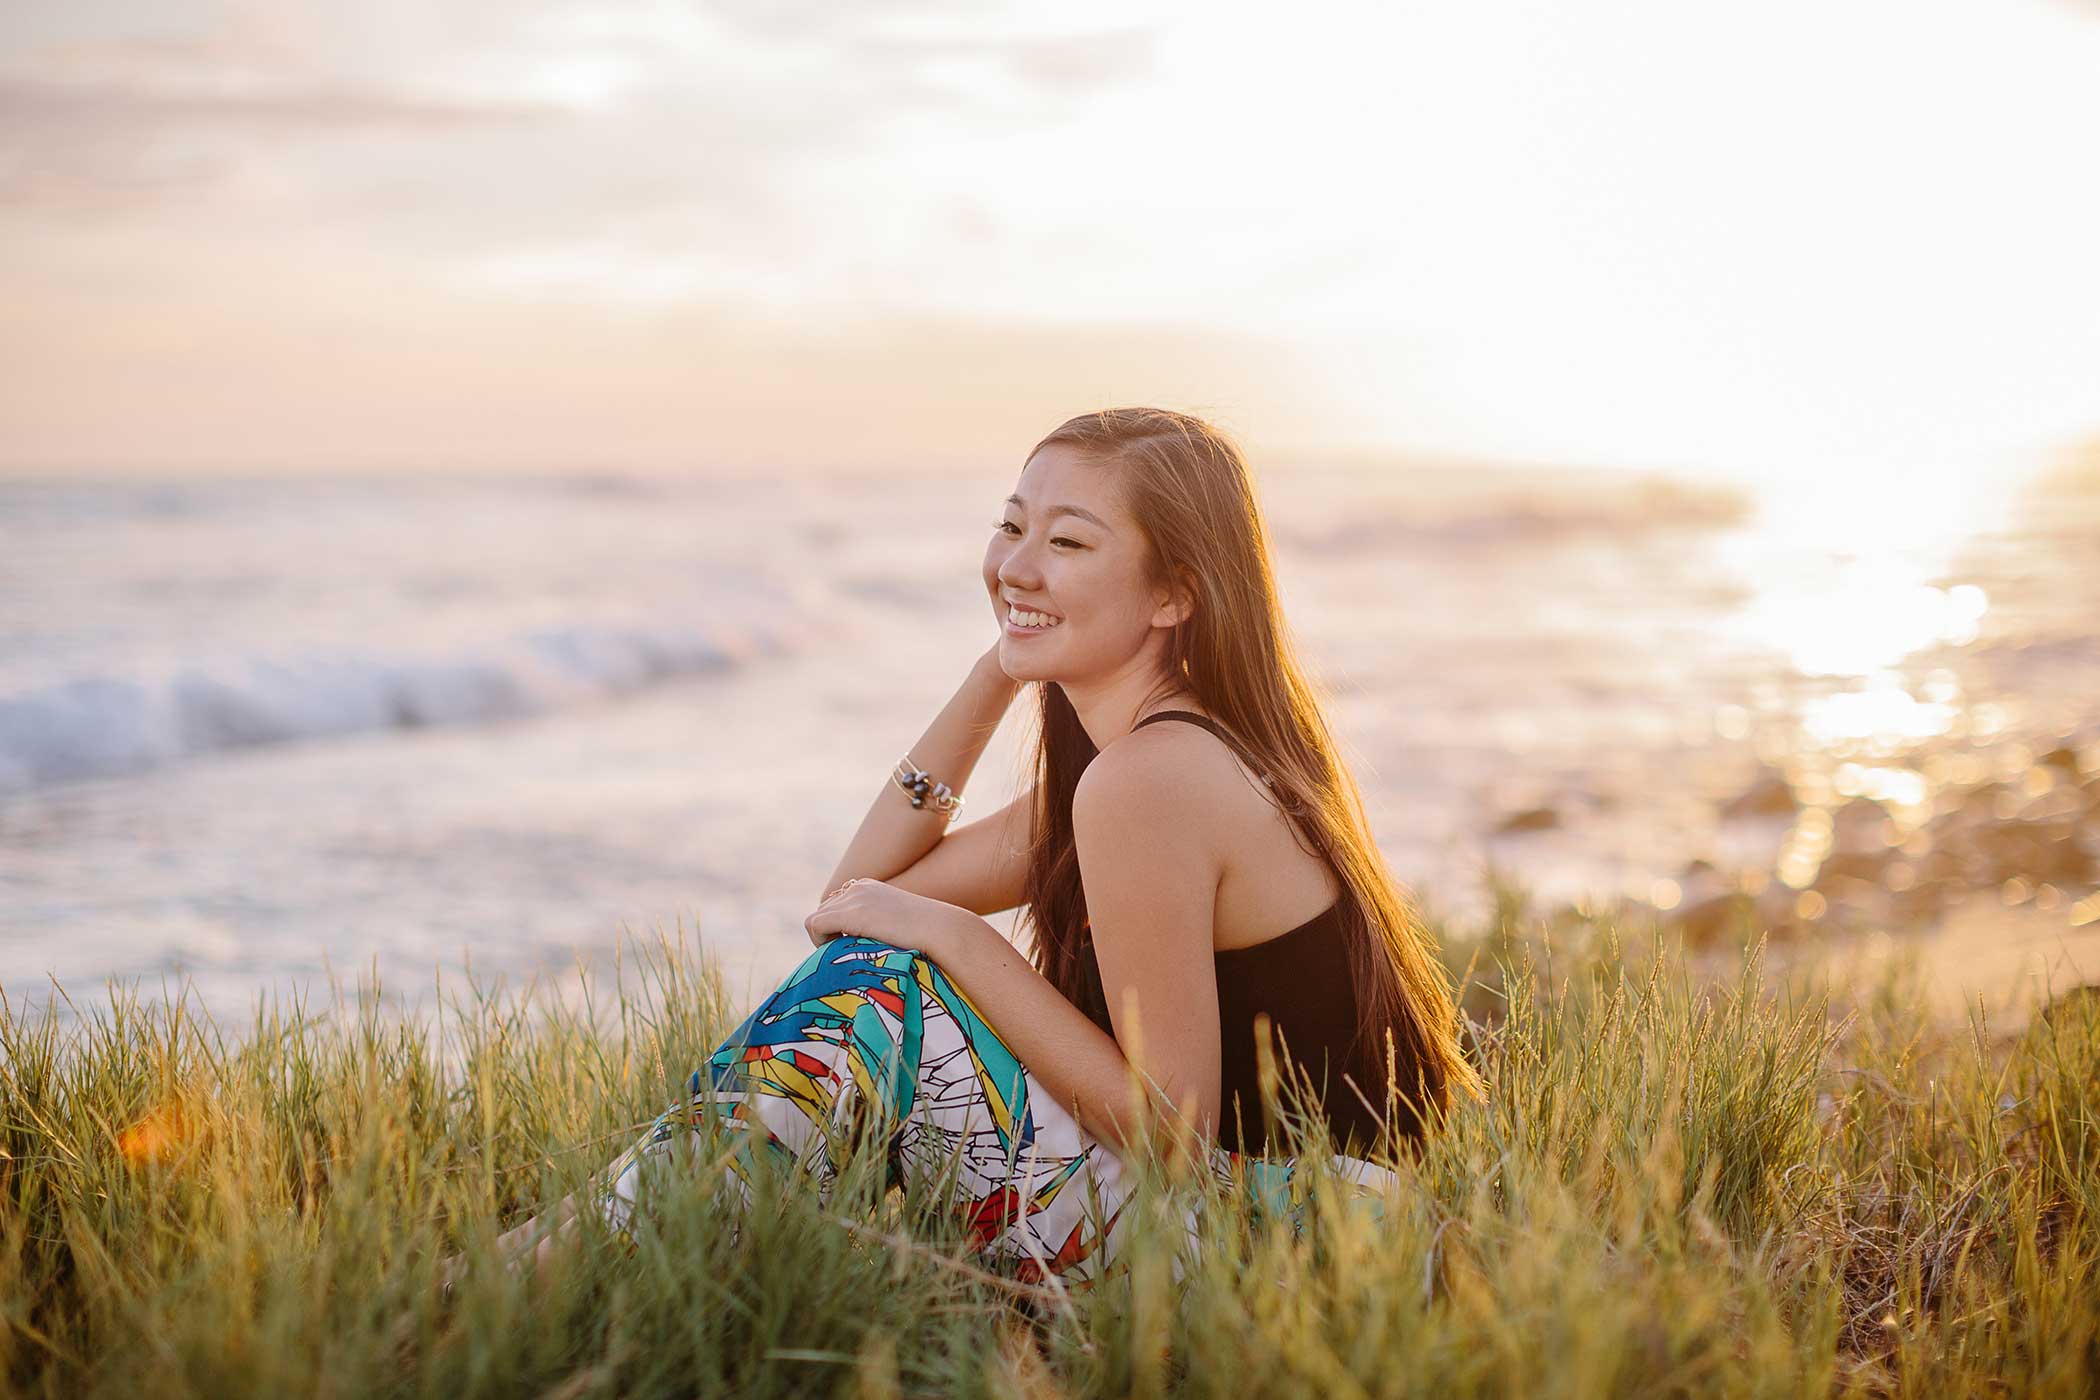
<box><xmin>1800</xmin><ymin>674</ymin><xmax>1957</xmax><ymax>750</ymax></box>
<box><xmin>1728</xmin><ymin>469</ymin><xmax>1999</xmax><ymax>683</ymax></box>
<box><xmin>1832</xmin><ymin>762</ymin><xmax>1929</xmax><ymax>809</ymax></box>
<box><xmin>1740</xmin><ymin>567</ymin><xmax>1987</xmax><ymax>679</ymax></box>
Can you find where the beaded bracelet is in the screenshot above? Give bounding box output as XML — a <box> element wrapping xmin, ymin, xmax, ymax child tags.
<box><xmin>893</xmin><ymin>754</ymin><xmax>966</xmax><ymax>818</ymax></box>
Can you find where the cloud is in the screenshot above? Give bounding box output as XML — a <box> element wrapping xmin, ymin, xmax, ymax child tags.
<box><xmin>844</xmin><ymin>25</ymin><xmax>1161</xmax><ymax>97</ymax></box>
<box><xmin>0</xmin><ymin>29</ymin><xmax>567</xmax><ymax>212</ymax></box>
<box><xmin>0</xmin><ymin>74</ymin><xmax>561</xmax><ymax>134</ymax></box>
<box><xmin>0</xmin><ymin>3</ymin><xmax>1160</xmax><ymax>241</ymax></box>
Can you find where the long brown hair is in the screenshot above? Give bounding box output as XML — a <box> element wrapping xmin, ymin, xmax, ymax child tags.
<box><xmin>1016</xmin><ymin>407</ymin><xmax>1484</xmax><ymax>1147</ymax></box>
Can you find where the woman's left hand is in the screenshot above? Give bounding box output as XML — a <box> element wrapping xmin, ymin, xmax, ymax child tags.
<box><xmin>804</xmin><ymin>877</ymin><xmax>972</xmax><ymax>960</ymax></box>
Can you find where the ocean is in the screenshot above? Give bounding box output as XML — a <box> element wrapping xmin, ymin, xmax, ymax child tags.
<box><xmin>4</xmin><ymin>459</ymin><xmax>2096</xmax><ymax>1024</ymax></box>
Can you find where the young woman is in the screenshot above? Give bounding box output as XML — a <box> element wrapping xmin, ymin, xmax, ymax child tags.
<box><xmin>487</xmin><ymin>407</ymin><xmax>1482</xmax><ymax>1285</ymax></box>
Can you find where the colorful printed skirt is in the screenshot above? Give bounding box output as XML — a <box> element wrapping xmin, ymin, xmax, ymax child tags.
<box><xmin>592</xmin><ymin>934</ymin><xmax>1398</xmax><ymax>1284</ymax></box>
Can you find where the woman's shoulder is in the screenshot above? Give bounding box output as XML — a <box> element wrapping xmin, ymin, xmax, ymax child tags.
<box><xmin>1070</xmin><ymin>726</ymin><xmax>1236</xmax><ymax>908</ymax></box>
<box><xmin>1076</xmin><ymin>715</ymin><xmax>1261</xmax><ymax>842</ymax></box>
<box><xmin>1113</xmin><ymin>711</ymin><xmax>1270</xmax><ymax>794</ymax></box>
<box><xmin>1083</xmin><ymin>717</ymin><xmax>1243</xmax><ymax>793</ymax></box>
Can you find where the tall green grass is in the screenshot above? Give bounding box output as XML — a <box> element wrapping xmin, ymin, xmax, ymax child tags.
<box><xmin>3</xmin><ymin>888</ymin><xmax>2095</xmax><ymax>1398</ymax></box>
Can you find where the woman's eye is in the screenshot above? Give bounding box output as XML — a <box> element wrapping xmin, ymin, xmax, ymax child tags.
<box><xmin>992</xmin><ymin>522</ymin><xmax>1082</xmax><ymax>549</ymax></box>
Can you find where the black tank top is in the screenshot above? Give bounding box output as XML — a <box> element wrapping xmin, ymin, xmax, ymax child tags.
<box><xmin>1071</xmin><ymin>709</ymin><xmax>1402</xmax><ymax>1158</ymax></box>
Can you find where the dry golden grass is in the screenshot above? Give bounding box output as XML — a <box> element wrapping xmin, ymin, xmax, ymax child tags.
<box><xmin>3</xmin><ymin>879</ymin><xmax>2094</xmax><ymax>1398</ymax></box>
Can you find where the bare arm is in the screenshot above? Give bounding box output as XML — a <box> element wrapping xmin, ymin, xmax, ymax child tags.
<box><xmin>920</xmin><ymin>739</ymin><xmax>1227</xmax><ymax>1172</ymax></box>
<box><xmin>1068</xmin><ymin>740</ymin><xmax>1226</xmax><ymax>1148</ymax></box>
<box><xmin>820</xmin><ymin>644</ymin><xmax>1020</xmax><ymax>905</ymax></box>
<box><xmin>879</xmin><ymin>783</ymin><xmax>1037</xmax><ymax>918</ymax></box>
<box><xmin>931</xmin><ymin>914</ymin><xmax>1209</xmax><ymax>1172</ymax></box>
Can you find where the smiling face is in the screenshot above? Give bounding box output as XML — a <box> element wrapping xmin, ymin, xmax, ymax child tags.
<box><xmin>981</xmin><ymin>441</ymin><xmax>1184</xmax><ymax>686</ymax></box>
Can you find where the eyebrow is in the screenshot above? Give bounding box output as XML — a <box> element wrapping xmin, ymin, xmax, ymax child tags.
<box><xmin>1005</xmin><ymin>494</ymin><xmax>1111</xmax><ymax>530</ymax></box>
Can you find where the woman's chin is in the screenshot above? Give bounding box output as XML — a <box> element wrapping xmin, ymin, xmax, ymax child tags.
<box><xmin>994</xmin><ymin>645</ymin><xmax>1051</xmax><ymax>680</ymax></box>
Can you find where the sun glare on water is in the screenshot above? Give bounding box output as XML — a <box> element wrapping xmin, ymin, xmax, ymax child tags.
<box><xmin>1699</xmin><ymin>462</ymin><xmax>2022</xmax><ymax>767</ymax></box>
<box><xmin>1729</xmin><ymin>469</ymin><xmax>1999</xmax><ymax>681</ymax></box>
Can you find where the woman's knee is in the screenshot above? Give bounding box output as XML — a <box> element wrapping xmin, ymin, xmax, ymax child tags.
<box><xmin>769</xmin><ymin>936</ymin><xmax>927</xmax><ymax>1005</ymax></box>
<box><xmin>803</xmin><ymin>935</ymin><xmax>946</xmax><ymax>989</ymax></box>
<box><xmin>816</xmin><ymin>933</ymin><xmax>924</xmax><ymax>962</ymax></box>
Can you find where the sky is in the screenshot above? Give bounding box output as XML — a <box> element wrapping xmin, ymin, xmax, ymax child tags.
<box><xmin>2</xmin><ymin>0</ymin><xmax>2097</xmax><ymax>484</ymax></box>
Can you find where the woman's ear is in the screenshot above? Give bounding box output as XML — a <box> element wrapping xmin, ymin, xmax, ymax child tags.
<box><xmin>1175</xmin><ymin>566</ymin><xmax>1200</xmax><ymax>627</ymax></box>
<box><xmin>1150</xmin><ymin>583</ymin><xmax>1201</xmax><ymax>625</ymax></box>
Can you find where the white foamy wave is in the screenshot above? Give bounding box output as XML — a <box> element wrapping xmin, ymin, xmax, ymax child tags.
<box><xmin>0</xmin><ymin>619</ymin><xmax>788</xmax><ymax>794</ymax></box>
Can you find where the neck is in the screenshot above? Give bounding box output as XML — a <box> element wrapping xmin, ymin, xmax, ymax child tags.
<box><xmin>1058</xmin><ymin>652</ymin><xmax>1197</xmax><ymax>752</ymax></box>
